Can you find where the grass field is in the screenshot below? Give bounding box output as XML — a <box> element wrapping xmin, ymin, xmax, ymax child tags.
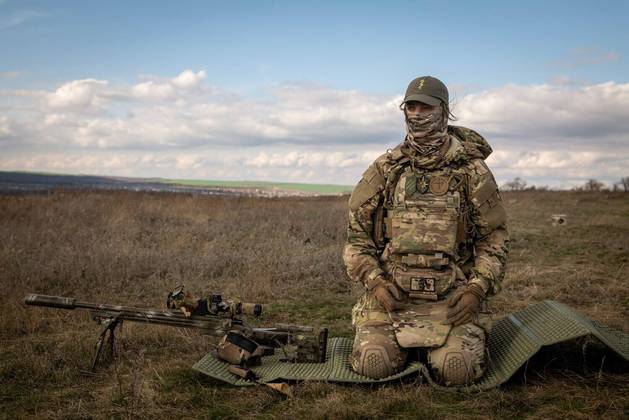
<box><xmin>1</xmin><ymin>190</ymin><xmax>628</xmax><ymax>419</ymax></box>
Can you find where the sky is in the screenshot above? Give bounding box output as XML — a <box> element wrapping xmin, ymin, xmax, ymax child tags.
<box><xmin>1</xmin><ymin>0</ymin><xmax>628</xmax><ymax>189</ymax></box>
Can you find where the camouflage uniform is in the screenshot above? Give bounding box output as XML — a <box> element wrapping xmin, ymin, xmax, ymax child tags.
<box><xmin>343</xmin><ymin>123</ymin><xmax>509</xmax><ymax>385</ymax></box>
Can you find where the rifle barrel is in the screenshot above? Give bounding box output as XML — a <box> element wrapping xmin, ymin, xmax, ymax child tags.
<box><xmin>25</xmin><ymin>294</ymin><xmax>304</xmax><ymax>344</ymax></box>
<box><xmin>25</xmin><ymin>294</ymin><xmax>77</xmax><ymax>309</ymax></box>
<box><xmin>25</xmin><ymin>293</ymin><xmax>232</xmax><ymax>335</ymax></box>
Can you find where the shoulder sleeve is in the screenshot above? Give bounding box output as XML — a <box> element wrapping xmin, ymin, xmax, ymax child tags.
<box><xmin>343</xmin><ymin>159</ymin><xmax>387</xmax><ymax>285</ymax></box>
<box><xmin>348</xmin><ymin>160</ymin><xmax>386</xmax><ymax>212</ymax></box>
<box><xmin>469</xmin><ymin>160</ymin><xmax>507</xmax><ymax>237</ymax></box>
<box><xmin>467</xmin><ymin>159</ymin><xmax>510</xmax><ymax>295</ymax></box>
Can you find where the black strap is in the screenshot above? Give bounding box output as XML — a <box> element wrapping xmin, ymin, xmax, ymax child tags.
<box><xmin>225</xmin><ymin>331</ymin><xmax>259</xmax><ymax>354</ymax></box>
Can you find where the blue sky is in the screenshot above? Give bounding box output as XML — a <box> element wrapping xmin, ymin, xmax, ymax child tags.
<box><xmin>3</xmin><ymin>1</ymin><xmax>627</xmax><ymax>91</ymax></box>
<box><xmin>1</xmin><ymin>0</ymin><xmax>627</xmax><ymax>188</ymax></box>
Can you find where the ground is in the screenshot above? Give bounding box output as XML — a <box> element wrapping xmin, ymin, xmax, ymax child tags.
<box><xmin>1</xmin><ymin>190</ymin><xmax>627</xmax><ymax>419</ymax></box>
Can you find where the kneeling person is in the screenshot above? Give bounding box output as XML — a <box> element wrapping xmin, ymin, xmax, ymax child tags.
<box><xmin>343</xmin><ymin>76</ymin><xmax>509</xmax><ymax>385</ymax></box>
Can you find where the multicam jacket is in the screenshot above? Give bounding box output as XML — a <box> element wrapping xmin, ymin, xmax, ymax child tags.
<box><xmin>343</xmin><ymin>126</ymin><xmax>509</xmax><ymax>298</ymax></box>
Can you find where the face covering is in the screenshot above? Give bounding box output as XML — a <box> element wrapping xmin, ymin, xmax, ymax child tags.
<box><xmin>403</xmin><ymin>105</ymin><xmax>450</xmax><ymax>168</ymax></box>
<box><xmin>405</xmin><ymin>107</ymin><xmax>444</xmax><ymax>140</ymax></box>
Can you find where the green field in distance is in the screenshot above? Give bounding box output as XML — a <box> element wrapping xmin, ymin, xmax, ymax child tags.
<box><xmin>163</xmin><ymin>178</ymin><xmax>353</xmax><ymax>194</ymax></box>
<box><xmin>0</xmin><ymin>170</ymin><xmax>354</xmax><ymax>195</ymax></box>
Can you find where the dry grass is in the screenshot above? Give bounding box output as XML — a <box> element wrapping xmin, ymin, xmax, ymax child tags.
<box><xmin>1</xmin><ymin>189</ymin><xmax>627</xmax><ymax>419</ymax></box>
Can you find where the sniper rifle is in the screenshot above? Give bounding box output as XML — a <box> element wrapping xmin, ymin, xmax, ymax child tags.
<box><xmin>24</xmin><ymin>291</ymin><xmax>328</xmax><ymax>372</ymax></box>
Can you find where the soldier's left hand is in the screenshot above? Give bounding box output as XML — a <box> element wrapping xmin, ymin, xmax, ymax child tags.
<box><xmin>445</xmin><ymin>284</ymin><xmax>485</xmax><ymax>326</ymax></box>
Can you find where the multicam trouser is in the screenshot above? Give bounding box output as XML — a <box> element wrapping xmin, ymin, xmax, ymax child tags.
<box><xmin>349</xmin><ymin>292</ymin><xmax>489</xmax><ymax>385</ymax></box>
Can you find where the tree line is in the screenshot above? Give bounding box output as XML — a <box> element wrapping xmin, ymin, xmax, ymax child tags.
<box><xmin>501</xmin><ymin>177</ymin><xmax>629</xmax><ymax>192</ymax></box>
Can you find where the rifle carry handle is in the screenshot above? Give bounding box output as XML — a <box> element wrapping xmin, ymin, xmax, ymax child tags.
<box><xmin>24</xmin><ymin>294</ymin><xmax>77</xmax><ymax>310</ymax></box>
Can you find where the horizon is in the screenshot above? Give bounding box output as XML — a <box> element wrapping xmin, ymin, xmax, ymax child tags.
<box><xmin>1</xmin><ymin>0</ymin><xmax>628</xmax><ymax>189</ymax></box>
<box><xmin>2</xmin><ymin>168</ymin><xmax>622</xmax><ymax>192</ymax></box>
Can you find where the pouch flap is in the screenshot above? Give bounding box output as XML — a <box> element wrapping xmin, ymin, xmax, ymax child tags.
<box><xmin>389</xmin><ymin>300</ymin><xmax>452</xmax><ymax>348</ymax></box>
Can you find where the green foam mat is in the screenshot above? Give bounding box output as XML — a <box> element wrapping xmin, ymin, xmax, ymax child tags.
<box><xmin>474</xmin><ymin>300</ymin><xmax>628</xmax><ymax>390</ymax></box>
<box><xmin>193</xmin><ymin>335</ymin><xmax>424</xmax><ymax>386</ymax></box>
<box><xmin>192</xmin><ymin>300</ymin><xmax>629</xmax><ymax>390</ymax></box>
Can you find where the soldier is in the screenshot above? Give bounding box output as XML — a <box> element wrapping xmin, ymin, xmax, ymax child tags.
<box><xmin>343</xmin><ymin>76</ymin><xmax>509</xmax><ymax>385</ymax></box>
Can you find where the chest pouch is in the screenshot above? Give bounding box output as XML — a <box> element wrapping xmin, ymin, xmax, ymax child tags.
<box><xmin>388</xmin><ymin>171</ymin><xmax>460</xmax><ymax>256</ymax></box>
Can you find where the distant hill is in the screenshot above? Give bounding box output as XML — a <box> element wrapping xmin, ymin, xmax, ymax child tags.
<box><xmin>0</xmin><ymin>171</ymin><xmax>353</xmax><ymax>197</ymax></box>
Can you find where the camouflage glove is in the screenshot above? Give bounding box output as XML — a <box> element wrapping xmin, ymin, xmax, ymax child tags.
<box><xmin>445</xmin><ymin>283</ymin><xmax>485</xmax><ymax>326</ymax></box>
<box><xmin>367</xmin><ymin>276</ymin><xmax>405</xmax><ymax>312</ymax></box>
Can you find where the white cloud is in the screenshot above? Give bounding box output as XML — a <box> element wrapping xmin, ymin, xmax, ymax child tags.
<box><xmin>244</xmin><ymin>150</ymin><xmax>380</xmax><ymax>170</ymax></box>
<box><xmin>175</xmin><ymin>155</ymin><xmax>204</xmax><ymax>170</ymax></box>
<box><xmin>131</xmin><ymin>80</ymin><xmax>176</xmax><ymax>100</ymax></box>
<box><xmin>130</xmin><ymin>69</ymin><xmax>209</xmax><ymax>100</ymax></box>
<box><xmin>33</xmin><ymin>75</ymin><xmax>403</xmax><ymax>149</ymax></box>
<box><xmin>45</xmin><ymin>79</ymin><xmax>108</xmax><ymax>111</ymax></box>
<box><xmin>171</xmin><ymin>69</ymin><xmax>206</xmax><ymax>89</ymax></box>
<box><xmin>1</xmin><ymin>71</ymin><xmax>627</xmax><ymax>187</ymax></box>
<box><xmin>454</xmin><ymin>82</ymin><xmax>629</xmax><ymax>147</ymax></box>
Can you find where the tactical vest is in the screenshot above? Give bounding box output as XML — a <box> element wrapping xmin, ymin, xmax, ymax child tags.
<box><xmin>389</xmin><ymin>169</ymin><xmax>460</xmax><ymax>256</ymax></box>
<box><xmin>378</xmin><ymin>154</ymin><xmax>472</xmax><ymax>301</ymax></box>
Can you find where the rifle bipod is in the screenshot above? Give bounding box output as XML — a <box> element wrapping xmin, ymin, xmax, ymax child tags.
<box><xmin>91</xmin><ymin>315</ymin><xmax>122</xmax><ymax>372</ymax></box>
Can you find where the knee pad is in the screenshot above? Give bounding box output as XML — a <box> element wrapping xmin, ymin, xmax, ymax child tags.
<box><xmin>352</xmin><ymin>343</ymin><xmax>396</xmax><ymax>379</ymax></box>
<box><xmin>350</xmin><ymin>328</ymin><xmax>406</xmax><ymax>379</ymax></box>
<box><xmin>428</xmin><ymin>325</ymin><xmax>486</xmax><ymax>386</ymax></box>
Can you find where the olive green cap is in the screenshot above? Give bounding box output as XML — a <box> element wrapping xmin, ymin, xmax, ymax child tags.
<box><xmin>402</xmin><ymin>76</ymin><xmax>449</xmax><ymax>106</ymax></box>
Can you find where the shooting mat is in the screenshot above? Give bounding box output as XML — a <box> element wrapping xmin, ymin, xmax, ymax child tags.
<box><xmin>192</xmin><ymin>300</ymin><xmax>629</xmax><ymax>390</ymax></box>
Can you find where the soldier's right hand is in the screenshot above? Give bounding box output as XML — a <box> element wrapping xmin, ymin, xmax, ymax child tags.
<box><xmin>370</xmin><ymin>278</ymin><xmax>405</xmax><ymax>312</ymax></box>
